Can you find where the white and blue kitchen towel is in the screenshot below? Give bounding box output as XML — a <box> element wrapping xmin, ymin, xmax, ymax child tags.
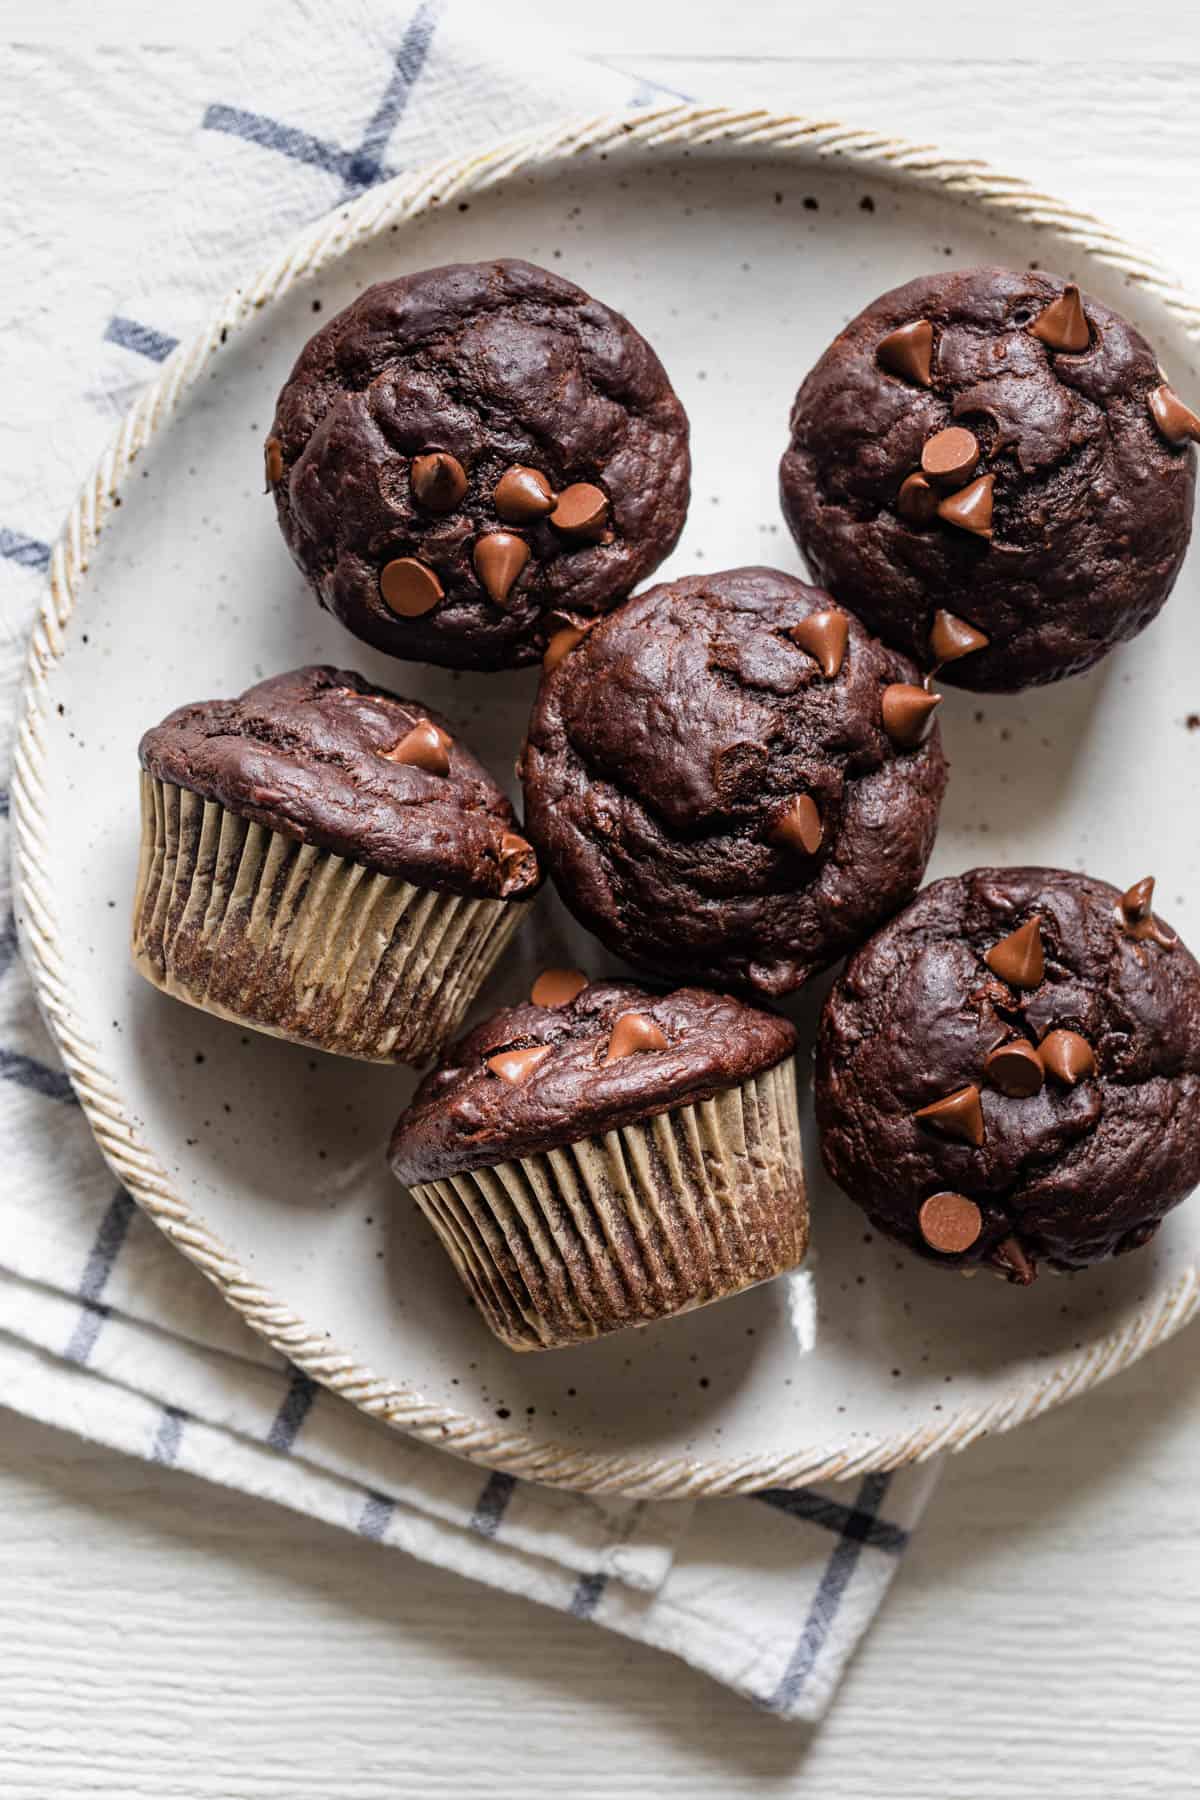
<box><xmin>0</xmin><ymin>0</ymin><xmax>940</xmax><ymax>1721</ymax></box>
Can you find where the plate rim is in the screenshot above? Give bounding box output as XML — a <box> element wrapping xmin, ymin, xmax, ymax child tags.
<box><xmin>14</xmin><ymin>100</ymin><xmax>1200</xmax><ymax>1499</ymax></box>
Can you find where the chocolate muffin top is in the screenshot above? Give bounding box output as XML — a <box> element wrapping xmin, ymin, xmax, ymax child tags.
<box><xmin>138</xmin><ymin>665</ymin><xmax>540</xmax><ymax>900</ymax></box>
<box><xmin>389</xmin><ymin>979</ymin><xmax>796</xmax><ymax>1184</ymax></box>
<box><xmin>780</xmin><ymin>266</ymin><xmax>1197</xmax><ymax>692</ymax></box>
<box><xmin>267</xmin><ymin>259</ymin><xmax>690</xmax><ymax>671</ymax></box>
<box><xmin>520</xmin><ymin>566</ymin><xmax>949</xmax><ymax>997</ymax></box>
<box><xmin>816</xmin><ymin>866</ymin><xmax>1200</xmax><ymax>1279</ymax></box>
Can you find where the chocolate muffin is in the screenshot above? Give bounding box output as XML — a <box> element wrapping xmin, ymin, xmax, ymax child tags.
<box><xmin>266</xmin><ymin>259</ymin><xmax>690</xmax><ymax>671</ymax></box>
<box><xmin>780</xmin><ymin>267</ymin><xmax>1198</xmax><ymax>691</ymax></box>
<box><xmin>520</xmin><ymin>566</ymin><xmax>949</xmax><ymax>998</ymax></box>
<box><xmin>132</xmin><ymin>666</ymin><xmax>540</xmax><ymax>1063</ymax></box>
<box><xmin>816</xmin><ymin>867</ymin><xmax>1200</xmax><ymax>1281</ymax></box>
<box><xmin>389</xmin><ymin>978</ymin><xmax>805</xmax><ymax>1350</ymax></box>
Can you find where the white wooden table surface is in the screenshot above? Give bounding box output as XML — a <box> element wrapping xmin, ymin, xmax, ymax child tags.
<box><xmin>4</xmin><ymin>3</ymin><xmax>1200</xmax><ymax>1794</ymax></box>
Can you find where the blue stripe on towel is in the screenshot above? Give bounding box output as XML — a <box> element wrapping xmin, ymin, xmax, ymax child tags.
<box><xmin>766</xmin><ymin>1472</ymin><xmax>896</xmax><ymax>1712</ymax></box>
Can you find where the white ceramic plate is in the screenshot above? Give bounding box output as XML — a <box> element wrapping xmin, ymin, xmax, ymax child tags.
<box><xmin>16</xmin><ymin>106</ymin><xmax>1200</xmax><ymax>1497</ymax></box>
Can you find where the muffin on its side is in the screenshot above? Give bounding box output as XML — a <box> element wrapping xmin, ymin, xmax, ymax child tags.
<box><xmin>816</xmin><ymin>867</ymin><xmax>1200</xmax><ymax>1281</ymax></box>
<box><xmin>132</xmin><ymin>666</ymin><xmax>540</xmax><ymax>1063</ymax></box>
<box><xmin>389</xmin><ymin>980</ymin><xmax>805</xmax><ymax>1350</ymax></box>
<box><xmin>780</xmin><ymin>267</ymin><xmax>1197</xmax><ymax>691</ymax></box>
<box><xmin>520</xmin><ymin>566</ymin><xmax>948</xmax><ymax>999</ymax></box>
<box><xmin>267</xmin><ymin>258</ymin><xmax>690</xmax><ymax>671</ymax></box>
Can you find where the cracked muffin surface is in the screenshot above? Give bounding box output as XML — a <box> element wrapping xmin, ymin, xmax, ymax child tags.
<box><xmin>779</xmin><ymin>266</ymin><xmax>1196</xmax><ymax>692</ymax></box>
<box><xmin>519</xmin><ymin>565</ymin><xmax>948</xmax><ymax>996</ymax></box>
<box><xmin>138</xmin><ymin>665</ymin><xmax>540</xmax><ymax>899</ymax></box>
<box><xmin>267</xmin><ymin>258</ymin><xmax>690</xmax><ymax>670</ymax></box>
<box><xmin>815</xmin><ymin>866</ymin><xmax>1200</xmax><ymax>1280</ymax></box>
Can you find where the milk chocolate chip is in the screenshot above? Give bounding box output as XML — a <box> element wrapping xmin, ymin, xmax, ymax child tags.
<box><xmin>877</xmin><ymin>319</ymin><xmax>934</xmax><ymax>387</ymax></box>
<box><xmin>604</xmin><ymin>1011</ymin><xmax>668</xmax><ymax>1062</ymax></box>
<box><xmin>1115</xmin><ymin>876</ymin><xmax>1177</xmax><ymax>948</ymax></box>
<box><xmin>551</xmin><ymin>483</ymin><xmax>609</xmax><ymax>539</ymax></box>
<box><xmin>1030</xmin><ymin>284</ymin><xmax>1089</xmax><ymax>354</ymax></box>
<box><xmin>499</xmin><ymin>829</ymin><xmax>534</xmax><ymax>877</ymax></box>
<box><xmin>915</xmin><ymin>1084</ymin><xmax>985</xmax><ymax>1147</ymax></box>
<box><xmin>918</xmin><ymin>1191</ymin><xmax>983</xmax><ymax>1253</ymax></box>
<box><xmin>882</xmin><ymin>683</ymin><xmax>941</xmax><ymax>749</ymax></box>
<box><xmin>380</xmin><ymin>558</ymin><xmax>444</xmax><ymax>617</ymax></box>
<box><xmin>787</xmin><ymin>609</ymin><xmax>849</xmax><ymax>678</ymax></box>
<box><xmin>921</xmin><ymin>427</ymin><xmax>979</xmax><ymax>490</ymax></box>
<box><xmin>937</xmin><ymin>473</ymin><xmax>994</xmax><ymax>539</ymax></box>
<box><xmin>897</xmin><ymin>472</ymin><xmax>939</xmax><ymax>526</ymax></box>
<box><xmin>494</xmin><ymin>465</ymin><xmax>556</xmax><ymax>523</ymax></box>
<box><xmin>543</xmin><ymin>625</ymin><xmax>588</xmax><ymax>674</ymax></box>
<box><xmin>381</xmin><ymin>720</ymin><xmax>450</xmax><ymax>776</ymax></box>
<box><xmin>411</xmin><ymin>452</ymin><xmax>468</xmax><ymax>513</ymax></box>
<box><xmin>990</xmin><ymin>1234</ymin><xmax>1037</xmax><ymax>1286</ymax></box>
<box><xmin>1147</xmin><ymin>384</ymin><xmax>1200</xmax><ymax>448</ymax></box>
<box><xmin>474</xmin><ymin>533</ymin><xmax>530</xmax><ymax>606</ymax></box>
<box><xmin>1038</xmin><ymin>1029</ymin><xmax>1096</xmax><ymax>1085</ymax></box>
<box><xmin>985</xmin><ymin>916</ymin><xmax>1045</xmax><ymax>989</ymax></box>
<box><xmin>487</xmin><ymin>1045</ymin><xmax>553</xmax><ymax>1085</ymax></box>
<box><xmin>770</xmin><ymin>795</ymin><xmax>823</xmax><ymax>855</ymax></box>
<box><xmin>984</xmin><ymin>1038</ymin><xmax>1044</xmax><ymax>1097</ymax></box>
<box><xmin>929</xmin><ymin>610</ymin><xmax>989</xmax><ymax>665</ymax></box>
<box><xmin>531</xmin><ymin>967</ymin><xmax>587</xmax><ymax>1008</ymax></box>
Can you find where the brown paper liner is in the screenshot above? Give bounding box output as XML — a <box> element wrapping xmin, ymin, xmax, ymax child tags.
<box><xmin>409</xmin><ymin>1059</ymin><xmax>808</xmax><ymax>1350</ymax></box>
<box><xmin>131</xmin><ymin>774</ymin><xmax>529</xmax><ymax>1063</ymax></box>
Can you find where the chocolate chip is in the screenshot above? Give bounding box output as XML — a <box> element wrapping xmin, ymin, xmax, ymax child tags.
<box><xmin>380</xmin><ymin>719</ymin><xmax>450</xmax><ymax>775</ymax></box>
<box><xmin>487</xmin><ymin>1044</ymin><xmax>552</xmax><ymax>1085</ymax></box>
<box><xmin>787</xmin><ymin>608</ymin><xmax>849</xmax><ymax>678</ymax></box>
<box><xmin>531</xmin><ymin>967</ymin><xmax>587</xmax><ymax>1008</ymax></box>
<box><xmin>877</xmin><ymin>319</ymin><xmax>934</xmax><ymax>387</ymax></box>
<box><xmin>1120</xmin><ymin>875</ymin><xmax>1154</xmax><ymax>921</ymax></box>
<box><xmin>411</xmin><ymin>451</ymin><xmax>468</xmax><ymax>513</ymax></box>
<box><xmin>543</xmin><ymin>625</ymin><xmax>588</xmax><ymax>673</ymax></box>
<box><xmin>1038</xmin><ymin>1028</ymin><xmax>1096</xmax><ymax>1085</ymax></box>
<box><xmin>380</xmin><ymin>557</ymin><xmax>444</xmax><ymax>617</ymax></box>
<box><xmin>989</xmin><ymin>1234</ymin><xmax>1037</xmax><ymax>1286</ymax></box>
<box><xmin>499</xmin><ymin>829</ymin><xmax>534</xmax><ymax>873</ymax></box>
<box><xmin>264</xmin><ymin>436</ymin><xmax>283</xmax><ymax>486</ymax></box>
<box><xmin>882</xmin><ymin>683</ymin><xmax>941</xmax><ymax>749</ymax></box>
<box><xmin>769</xmin><ymin>794</ymin><xmax>823</xmax><ymax>855</ymax></box>
<box><xmin>985</xmin><ymin>916</ymin><xmax>1045</xmax><ymax>989</ymax></box>
<box><xmin>494</xmin><ymin>464</ymin><xmax>556</xmax><ymax>523</ymax></box>
<box><xmin>984</xmin><ymin>1038</ymin><xmax>1044</xmax><ymax>1097</ymax></box>
<box><xmin>921</xmin><ymin>426</ymin><xmax>979</xmax><ymax>490</ymax></box>
<box><xmin>915</xmin><ymin>1084</ymin><xmax>985</xmax><ymax>1147</ymax></box>
<box><xmin>929</xmin><ymin>609</ymin><xmax>989</xmax><ymax>665</ymax></box>
<box><xmin>1147</xmin><ymin>383</ymin><xmax>1200</xmax><ymax>447</ymax></box>
<box><xmin>473</xmin><ymin>532</ymin><xmax>530</xmax><ymax>605</ymax></box>
<box><xmin>897</xmin><ymin>471</ymin><xmax>938</xmax><ymax>526</ymax></box>
<box><xmin>918</xmin><ymin>1191</ymin><xmax>983</xmax><ymax>1253</ymax></box>
<box><xmin>495</xmin><ymin>828</ymin><xmax>536</xmax><ymax>897</ymax></box>
<box><xmin>551</xmin><ymin>483</ymin><xmax>609</xmax><ymax>538</ymax></box>
<box><xmin>1115</xmin><ymin>875</ymin><xmax>1177</xmax><ymax>948</ymax></box>
<box><xmin>1030</xmin><ymin>283</ymin><xmax>1089</xmax><ymax>353</ymax></box>
<box><xmin>937</xmin><ymin>473</ymin><xmax>994</xmax><ymax>538</ymax></box>
<box><xmin>604</xmin><ymin>1011</ymin><xmax>668</xmax><ymax>1062</ymax></box>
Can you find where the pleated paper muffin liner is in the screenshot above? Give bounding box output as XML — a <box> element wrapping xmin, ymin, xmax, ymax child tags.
<box><xmin>409</xmin><ymin>1058</ymin><xmax>807</xmax><ymax>1350</ymax></box>
<box><xmin>131</xmin><ymin>774</ymin><xmax>529</xmax><ymax>1063</ymax></box>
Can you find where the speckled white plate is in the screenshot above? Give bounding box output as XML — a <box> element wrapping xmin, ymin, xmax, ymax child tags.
<box><xmin>15</xmin><ymin>106</ymin><xmax>1200</xmax><ymax>1497</ymax></box>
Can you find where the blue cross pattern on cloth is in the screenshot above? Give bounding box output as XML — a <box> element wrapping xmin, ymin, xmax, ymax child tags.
<box><xmin>1</xmin><ymin>528</ymin><xmax>51</xmax><ymax>573</ymax></box>
<box><xmin>204</xmin><ymin>0</ymin><xmax>441</xmax><ymax>202</ymax></box>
